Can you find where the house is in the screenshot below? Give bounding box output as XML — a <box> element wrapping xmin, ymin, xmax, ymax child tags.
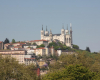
<box><xmin>29</xmin><ymin>40</ymin><xmax>48</xmax><ymax>47</ymax></box>
<box><xmin>24</xmin><ymin>53</ymin><xmax>37</xmax><ymax>65</ymax></box>
<box><xmin>4</xmin><ymin>43</ymin><xmax>12</xmax><ymax>49</ymax></box>
<box><xmin>35</xmin><ymin>46</ymin><xmax>54</xmax><ymax>56</ymax></box>
<box><xmin>23</xmin><ymin>44</ymin><xmax>37</xmax><ymax>49</ymax></box>
<box><xmin>0</xmin><ymin>50</ymin><xmax>27</xmax><ymax>64</ymax></box>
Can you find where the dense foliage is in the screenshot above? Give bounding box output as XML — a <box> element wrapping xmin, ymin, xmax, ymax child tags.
<box><xmin>0</xmin><ymin>56</ymin><xmax>39</xmax><ymax>80</ymax></box>
<box><xmin>33</xmin><ymin>43</ymin><xmax>37</xmax><ymax>45</ymax></box>
<box><xmin>42</xmin><ymin>50</ymin><xmax>100</xmax><ymax>80</ymax></box>
<box><xmin>12</xmin><ymin>39</ymin><xmax>16</xmax><ymax>43</ymax></box>
<box><xmin>43</xmin><ymin>64</ymin><xmax>95</xmax><ymax>80</ymax></box>
<box><xmin>4</xmin><ymin>38</ymin><xmax>10</xmax><ymax>44</ymax></box>
<box><xmin>73</xmin><ymin>44</ymin><xmax>79</xmax><ymax>49</ymax></box>
<box><xmin>37</xmin><ymin>44</ymin><xmax>45</xmax><ymax>48</ymax></box>
<box><xmin>48</xmin><ymin>42</ymin><xmax>71</xmax><ymax>50</ymax></box>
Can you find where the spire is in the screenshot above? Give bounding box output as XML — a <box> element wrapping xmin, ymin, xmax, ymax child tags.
<box><xmin>42</xmin><ymin>25</ymin><xmax>43</xmax><ymax>30</ymax></box>
<box><xmin>67</xmin><ymin>24</ymin><xmax>68</xmax><ymax>30</ymax></box>
<box><xmin>46</xmin><ymin>26</ymin><xmax>47</xmax><ymax>31</ymax></box>
<box><xmin>70</xmin><ymin>23</ymin><xmax>72</xmax><ymax>31</ymax></box>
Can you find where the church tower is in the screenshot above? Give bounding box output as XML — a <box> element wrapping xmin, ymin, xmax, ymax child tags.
<box><xmin>45</xmin><ymin>26</ymin><xmax>49</xmax><ymax>36</ymax></box>
<box><xmin>61</xmin><ymin>25</ymin><xmax>65</xmax><ymax>44</ymax></box>
<box><xmin>65</xmin><ymin>24</ymin><xmax>69</xmax><ymax>35</ymax></box>
<box><xmin>41</xmin><ymin>25</ymin><xmax>44</xmax><ymax>40</ymax></box>
<box><xmin>70</xmin><ymin>23</ymin><xmax>73</xmax><ymax>45</ymax></box>
<box><xmin>61</xmin><ymin>25</ymin><xmax>65</xmax><ymax>35</ymax></box>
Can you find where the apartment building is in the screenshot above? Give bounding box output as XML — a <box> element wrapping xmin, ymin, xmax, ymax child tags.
<box><xmin>0</xmin><ymin>50</ymin><xmax>27</xmax><ymax>64</ymax></box>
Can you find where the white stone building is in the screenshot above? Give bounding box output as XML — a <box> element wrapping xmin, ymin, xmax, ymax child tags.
<box><xmin>41</xmin><ymin>23</ymin><xmax>73</xmax><ymax>48</ymax></box>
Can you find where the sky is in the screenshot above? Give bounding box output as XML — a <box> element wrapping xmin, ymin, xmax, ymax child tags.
<box><xmin>0</xmin><ymin>0</ymin><xmax>100</xmax><ymax>52</ymax></box>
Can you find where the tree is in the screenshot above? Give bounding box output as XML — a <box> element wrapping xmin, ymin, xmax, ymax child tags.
<box><xmin>33</xmin><ymin>43</ymin><xmax>37</xmax><ymax>45</ymax></box>
<box><xmin>12</xmin><ymin>39</ymin><xmax>16</xmax><ymax>43</ymax></box>
<box><xmin>43</xmin><ymin>64</ymin><xmax>95</xmax><ymax>80</ymax></box>
<box><xmin>73</xmin><ymin>44</ymin><xmax>79</xmax><ymax>49</ymax></box>
<box><xmin>40</xmin><ymin>44</ymin><xmax>45</xmax><ymax>47</ymax></box>
<box><xmin>36</xmin><ymin>44</ymin><xmax>45</xmax><ymax>48</ymax></box>
<box><xmin>86</xmin><ymin>47</ymin><xmax>91</xmax><ymax>52</ymax></box>
<box><xmin>0</xmin><ymin>56</ymin><xmax>38</xmax><ymax>80</ymax></box>
<box><xmin>4</xmin><ymin>38</ymin><xmax>10</xmax><ymax>44</ymax></box>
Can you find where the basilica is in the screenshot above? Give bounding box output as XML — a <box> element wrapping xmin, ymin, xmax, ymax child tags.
<box><xmin>41</xmin><ymin>23</ymin><xmax>73</xmax><ymax>48</ymax></box>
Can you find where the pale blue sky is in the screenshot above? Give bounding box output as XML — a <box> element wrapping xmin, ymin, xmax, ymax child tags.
<box><xmin>0</xmin><ymin>0</ymin><xmax>100</xmax><ymax>52</ymax></box>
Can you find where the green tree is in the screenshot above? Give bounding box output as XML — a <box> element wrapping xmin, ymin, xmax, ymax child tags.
<box><xmin>36</xmin><ymin>44</ymin><xmax>45</xmax><ymax>48</ymax></box>
<box><xmin>0</xmin><ymin>56</ymin><xmax>38</xmax><ymax>80</ymax></box>
<box><xmin>4</xmin><ymin>38</ymin><xmax>10</xmax><ymax>44</ymax></box>
<box><xmin>73</xmin><ymin>44</ymin><xmax>79</xmax><ymax>49</ymax></box>
<box><xmin>63</xmin><ymin>45</ymin><xmax>67</xmax><ymax>50</ymax></box>
<box><xmin>12</xmin><ymin>39</ymin><xmax>16</xmax><ymax>43</ymax></box>
<box><xmin>40</xmin><ymin>44</ymin><xmax>45</xmax><ymax>47</ymax></box>
<box><xmin>33</xmin><ymin>43</ymin><xmax>37</xmax><ymax>45</ymax></box>
<box><xmin>86</xmin><ymin>47</ymin><xmax>91</xmax><ymax>52</ymax></box>
<box><xmin>43</xmin><ymin>64</ymin><xmax>95</xmax><ymax>80</ymax></box>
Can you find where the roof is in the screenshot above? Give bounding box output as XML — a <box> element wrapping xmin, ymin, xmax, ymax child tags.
<box><xmin>52</xmin><ymin>34</ymin><xmax>61</xmax><ymax>36</ymax></box>
<box><xmin>30</xmin><ymin>40</ymin><xmax>48</xmax><ymax>42</ymax></box>
<box><xmin>36</xmin><ymin>47</ymin><xmax>45</xmax><ymax>49</ymax></box>
<box><xmin>0</xmin><ymin>41</ymin><xmax>3</xmax><ymax>43</ymax></box>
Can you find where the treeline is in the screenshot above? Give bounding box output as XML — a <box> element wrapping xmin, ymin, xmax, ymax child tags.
<box><xmin>42</xmin><ymin>51</ymin><xmax>100</xmax><ymax>80</ymax></box>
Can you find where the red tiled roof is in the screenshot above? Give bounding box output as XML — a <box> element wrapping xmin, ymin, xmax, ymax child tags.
<box><xmin>30</xmin><ymin>40</ymin><xmax>48</xmax><ymax>42</ymax></box>
<box><xmin>36</xmin><ymin>47</ymin><xmax>45</xmax><ymax>49</ymax></box>
<box><xmin>0</xmin><ymin>41</ymin><xmax>3</xmax><ymax>43</ymax></box>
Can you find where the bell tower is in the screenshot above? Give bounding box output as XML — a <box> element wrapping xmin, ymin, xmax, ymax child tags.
<box><xmin>45</xmin><ymin>26</ymin><xmax>49</xmax><ymax>36</ymax></box>
<box><xmin>61</xmin><ymin>25</ymin><xmax>65</xmax><ymax>35</ymax></box>
<box><xmin>41</xmin><ymin>25</ymin><xmax>44</xmax><ymax>40</ymax></box>
<box><xmin>65</xmin><ymin>24</ymin><xmax>69</xmax><ymax>35</ymax></box>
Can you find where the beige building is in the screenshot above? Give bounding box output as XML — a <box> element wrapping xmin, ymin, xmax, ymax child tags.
<box><xmin>0</xmin><ymin>50</ymin><xmax>27</xmax><ymax>64</ymax></box>
<box><xmin>12</xmin><ymin>42</ymin><xmax>26</xmax><ymax>47</ymax></box>
<box><xmin>41</xmin><ymin>24</ymin><xmax>73</xmax><ymax>48</ymax></box>
<box><xmin>29</xmin><ymin>40</ymin><xmax>48</xmax><ymax>47</ymax></box>
<box><xmin>35</xmin><ymin>47</ymin><xmax>54</xmax><ymax>56</ymax></box>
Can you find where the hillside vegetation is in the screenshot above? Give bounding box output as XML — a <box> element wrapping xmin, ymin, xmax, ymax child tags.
<box><xmin>42</xmin><ymin>50</ymin><xmax>100</xmax><ymax>80</ymax></box>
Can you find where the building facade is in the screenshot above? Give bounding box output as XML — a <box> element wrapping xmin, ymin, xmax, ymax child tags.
<box><xmin>0</xmin><ymin>50</ymin><xmax>27</xmax><ymax>64</ymax></box>
<box><xmin>41</xmin><ymin>24</ymin><xmax>73</xmax><ymax>48</ymax></box>
<box><xmin>24</xmin><ymin>54</ymin><xmax>37</xmax><ymax>65</ymax></box>
<box><xmin>29</xmin><ymin>40</ymin><xmax>48</xmax><ymax>47</ymax></box>
<box><xmin>35</xmin><ymin>47</ymin><xmax>54</xmax><ymax>56</ymax></box>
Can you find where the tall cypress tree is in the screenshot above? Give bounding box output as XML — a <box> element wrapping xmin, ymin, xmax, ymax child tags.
<box><xmin>4</xmin><ymin>38</ymin><xmax>10</xmax><ymax>44</ymax></box>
